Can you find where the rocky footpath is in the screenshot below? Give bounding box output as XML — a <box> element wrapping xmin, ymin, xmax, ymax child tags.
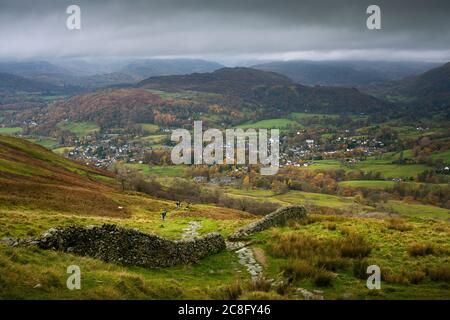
<box><xmin>182</xmin><ymin>221</ymin><xmax>201</xmax><ymax>239</ymax></box>
<box><xmin>235</xmin><ymin>245</ymin><xmax>263</xmax><ymax>279</ymax></box>
<box><xmin>35</xmin><ymin>224</ymin><xmax>226</xmax><ymax>268</ymax></box>
<box><xmin>228</xmin><ymin>205</ymin><xmax>307</xmax><ymax>241</ymax></box>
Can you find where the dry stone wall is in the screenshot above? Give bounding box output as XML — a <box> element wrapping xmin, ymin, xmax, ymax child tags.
<box><xmin>36</xmin><ymin>224</ymin><xmax>226</xmax><ymax>268</ymax></box>
<box><xmin>228</xmin><ymin>205</ymin><xmax>307</xmax><ymax>241</ymax></box>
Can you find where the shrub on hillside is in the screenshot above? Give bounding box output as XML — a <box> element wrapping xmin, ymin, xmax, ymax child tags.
<box><xmin>217</xmin><ymin>280</ymin><xmax>243</xmax><ymax>300</ymax></box>
<box><xmin>353</xmin><ymin>259</ymin><xmax>370</xmax><ymax>279</ymax></box>
<box><xmin>406</xmin><ymin>270</ymin><xmax>426</xmax><ymax>284</ymax></box>
<box><xmin>270</xmin><ymin>232</ymin><xmax>341</xmax><ymax>260</ymax></box>
<box><xmin>316</xmin><ymin>257</ymin><xmax>348</xmax><ymax>272</ymax></box>
<box><xmin>339</xmin><ymin>234</ymin><xmax>372</xmax><ymax>258</ymax></box>
<box><xmin>386</xmin><ymin>218</ymin><xmax>413</xmax><ymax>232</ymax></box>
<box><xmin>408</xmin><ymin>243</ymin><xmax>435</xmax><ymax>257</ymax></box>
<box><xmin>313</xmin><ymin>269</ymin><xmax>335</xmax><ymax>287</ymax></box>
<box><xmin>246</xmin><ymin>277</ymin><xmax>272</xmax><ymax>292</ymax></box>
<box><xmin>428</xmin><ymin>266</ymin><xmax>450</xmax><ymax>282</ymax></box>
<box><xmin>281</xmin><ymin>260</ymin><xmax>316</xmax><ymax>280</ymax></box>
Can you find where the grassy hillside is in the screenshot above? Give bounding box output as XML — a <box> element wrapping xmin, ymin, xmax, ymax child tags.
<box><xmin>252</xmin><ymin>214</ymin><xmax>450</xmax><ymax>299</ymax></box>
<box><xmin>0</xmin><ymin>136</ymin><xmax>256</xmax><ymax>299</ymax></box>
<box><xmin>0</xmin><ymin>135</ymin><xmax>123</xmax><ymax>216</ymax></box>
<box><xmin>1</xmin><ymin>136</ymin><xmax>449</xmax><ymax>300</ymax></box>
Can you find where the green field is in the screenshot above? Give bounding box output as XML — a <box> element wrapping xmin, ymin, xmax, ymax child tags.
<box><xmin>126</xmin><ymin>164</ymin><xmax>185</xmax><ymax>177</ymax></box>
<box><xmin>30</xmin><ymin>138</ymin><xmax>59</xmax><ymax>149</ymax></box>
<box><xmin>236</xmin><ymin>118</ymin><xmax>298</xmax><ymax>129</ymax></box>
<box><xmin>339</xmin><ymin>180</ymin><xmax>396</xmax><ymax>189</ymax></box>
<box><xmin>276</xmin><ymin>190</ymin><xmax>367</xmax><ymax>211</ymax></box>
<box><xmin>139</xmin><ymin>123</ymin><xmax>160</xmax><ymax>134</ymax></box>
<box><xmin>431</xmin><ymin>150</ymin><xmax>450</xmax><ymax>163</ymax></box>
<box><xmin>57</xmin><ymin>121</ymin><xmax>100</xmax><ymax>137</ymax></box>
<box><xmin>339</xmin><ymin>180</ymin><xmax>448</xmax><ymax>190</ymax></box>
<box><xmin>39</xmin><ymin>95</ymin><xmax>68</xmax><ymax>102</ymax></box>
<box><xmin>289</xmin><ymin>112</ymin><xmax>340</xmax><ymax>121</ymax></box>
<box><xmin>147</xmin><ymin>89</ymin><xmax>221</xmax><ymax>101</ymax></box>
<box><xmin>353</xmin><ymin>162</ymin><xmax>429</xmax><ymax>179</ymax></box>
<box><xmin>386</xmin><ymin>201</ymin><xmax>449</xmax><ymax>220</ymax></box>
<box><xmin>140</xmin><ymin>134</ymin><xmax>167</xmax><ymax>147</ymax></box>
<box><xmin>297</xmin><ymin>159</ymin><xmax>429</xmax><ymax>179</ymax></box>
<box><xmin>0</xmin><ymin>127</ymin><xmax>22</xmax><ymax>135</ymax></box>
<box><xmin>380</xmin><ymin>149</ymin><xmax>414</xmax><ymax>161</ymax></box>
<box><xmin>226</xmin><ymin>188</ymin><xmax>370</xmax><ymax>212</ymax></box>
<box><xmin>235</xmin><ymin>113</ymin><xmax>347</xmax><ymax>131</ymax></box>
<box><xmin>53</xmin><ymin>146</ymin><xmax>75</xmax><ymax>155</ymax></box>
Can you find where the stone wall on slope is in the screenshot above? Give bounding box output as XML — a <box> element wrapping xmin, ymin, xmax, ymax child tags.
<box><xmin>228</xmin><ymin>205</ymin><xmax>307</xmax><ymax>241</ymax></box>
<box><xmin>36</xmin><ymin>224</ymin><xmax>226</xmax><ymax>268</ymax></box>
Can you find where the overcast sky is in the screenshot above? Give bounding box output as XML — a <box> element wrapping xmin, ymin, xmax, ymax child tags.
<box><xmin>1</xmin><ymin>0</ymin><xmax>450</xmax><ymax>63</ymax></box>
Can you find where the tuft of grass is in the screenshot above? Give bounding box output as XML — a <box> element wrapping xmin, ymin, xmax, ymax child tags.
<box><xmin>408</xmin><ymin>243</ymin><xmax>435</xmax><ymax>257</ymax></box>
<box><xmin>281</xmin><ymin>260</ymin><xmax>336</xmax><ymax>287</ymax></box>
<box><xmin>339</xmin><ymin>234</ymin><xmax>372</xmax><ymax>258</ymax></box>
<box><xmin>313</xmin><ymin>269</ymin><xmax>335</xmax><ymax>287</ymax></box>
<box><xmin>386</xmin><ymin>218</ymin><xmax>413</xmax><ymax>232</ymax></box>
<box><xmin>316</xmin><ymin>257</ymin><xmax>348</xmax><ymax>272</ymax></box>
<box><xmin>281</xmin><ymin>260</ymin><xmax>316</xmax><ymax>280</ymax></box>
<box><xmin>428</xmin><ymin>266</ymin><xmax>450</xmax><ymax>282</ymax></box>
<box><xmin>270</xmin><ymin>232</ymin><xmax>341</xmax><ymax>260</ymax></box>
<box><xmin>239</xmin><ymin>291</ymin><xmax>287</xmax><ymax>300</ymax></box>
<box><xmin>406</xmin><ymin>270</ymin><xmax>426</xmax><ymax>284</ymax></box>
<box><xmin>220</xmin><ymin>280</ymin><xmax>243</xmax><ymax>300</ymax></box>
<box><xmin>246</xmin><ymin>277</ymin><xmax>272</xmax><ymax>292</ymax></box>
<box><xmin>323</xmin><ymin>222</ymin><xmax>337</xmax><ymax>231</ymax></box>
<box><xmin>382</xmin><ymin>268</ymin><xmax>410</xmax><ymax>285</ymax></box>
<box><xmin>353</xmin><ymin>259</ymin><xmax>370</xmax><ymax>279</ymax></box>
<box><xmin>274</xmin><ymin>281</ymin><xmax>292</xmax><ymax>296</ymax></box>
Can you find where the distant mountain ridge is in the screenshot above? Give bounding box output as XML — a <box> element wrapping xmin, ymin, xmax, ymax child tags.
<box><xmin>253</xmin><ymin>61</ymin><xmax>384</xmax><ymax>86</ymax></box>
<box><xmin>0</xmin><ymin>61</ymin><xmax>71</xmax><ymax>77</ymax></box>
<box><xmin>139</xmin><ymin>67</ymin><xmax>292</xmax><ymax>94</ymax></box>
<box><xmin>404</xmin><ymin>62</ymin><xmax>450</xmax><ymax>104</ymax></box>
<box><xmin>252</xmin><ymin>60</ymin><xmax>441</xmax><ymax>87</ymax></box>
<box><xmin>139</xmin><ymin>67</ymin><xmax>393</xmax><ymax>114</ymax></box>
<box><xmin>120</xmin><ymin>59</ymin><xmax>224</xmax><ymax>79</ymax></box>
<box><xmin>0</xmin><ymin>72</ymin><xmax>61</xmax><ymax>93</ymax></box>
<box><xmin>366</xmin><ymin>62</ymin><xmax>450</xmax><ymax>113</ymax></box>
<box><xmin>0</xmin><ymin>59</ymin><xmax>225</xmax><ymax>89</ymax></box>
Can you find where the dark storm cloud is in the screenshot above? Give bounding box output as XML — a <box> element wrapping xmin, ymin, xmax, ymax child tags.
<box><xmin>0</xmin><ymin>0</ymin><xmax>450</xmax><ymax>61</ymax></box>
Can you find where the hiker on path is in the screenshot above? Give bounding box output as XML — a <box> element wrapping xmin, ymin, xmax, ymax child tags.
<box><xmin>161</xmin><ymin>210</ymin><xmax>167</xmax><ymax>221</ymax></box>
